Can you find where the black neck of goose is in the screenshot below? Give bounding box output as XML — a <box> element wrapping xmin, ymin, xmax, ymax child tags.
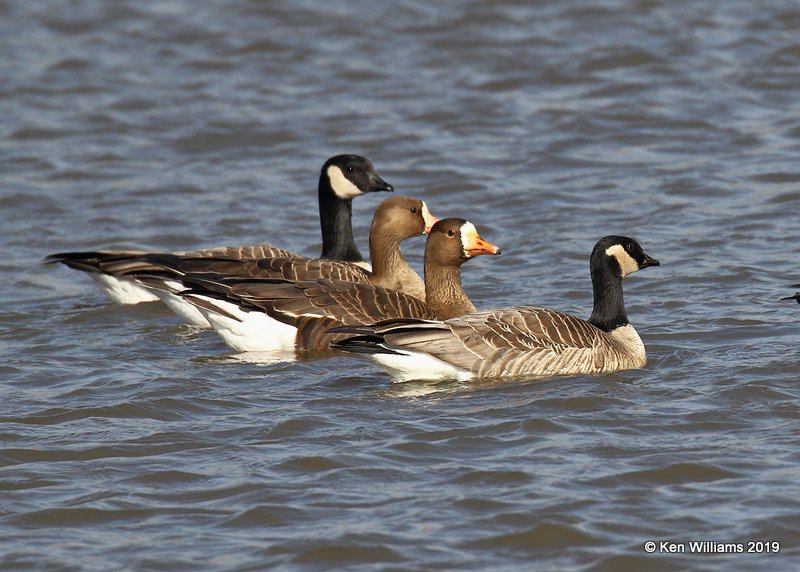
<box><xmin>318</xmin><ymin>178</ymin><xmax>364</xmax><ymax>263</ymax></box>
<box><xmin>588</xmin><ymin>258</ymin><xmax>628</xmax><ymax>332</ymax></box>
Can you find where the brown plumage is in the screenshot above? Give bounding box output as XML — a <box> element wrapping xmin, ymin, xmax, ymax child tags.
<box><xmin>49</xmin><ymin>195</ymin><xmax>436</xmax><ymax>328</ymax></box>
<box><xmin>179</xmin><ymin>218</ymin><xmax>501</xmax><ymax>353</ymax></box>
<box><xmin>162</xmin><ymin>195</ymin><xmax>435</xmax><ymax>296</ymax></box>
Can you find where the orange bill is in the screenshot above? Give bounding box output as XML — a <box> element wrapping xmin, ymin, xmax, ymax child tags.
<box><xmin>463</xmin><ymin>226</ymin><xmax>501</xmax><ymax>257</ymax></box>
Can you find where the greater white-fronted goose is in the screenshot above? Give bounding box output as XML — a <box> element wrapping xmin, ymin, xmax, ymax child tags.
<box><xmin>330</xmin><ymin>235</ymin><xmax>660</xmax><ymax>382</ymax></box>
<box><xmin>114</xmin><ymin>195</ymin><xmax>437</xmax><ymax>327</ymax></box>
<box><xmin>44</xmin><ymin>154</ymin><xmax>393</xmax><ymax>310</ymax></box>
<box><xmin>178</xmin><ymin>218</ymin><xmax>501</xmax><ymax>353</ymax></box>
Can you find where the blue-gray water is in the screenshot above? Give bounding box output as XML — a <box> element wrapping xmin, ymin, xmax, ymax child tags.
<box><xmin>2</xmin><ymin>1</ymin><xmax>800</xmax><ymax>570</ymax></box>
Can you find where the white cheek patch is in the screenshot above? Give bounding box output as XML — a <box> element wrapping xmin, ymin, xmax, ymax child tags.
<box><xmin>327</xmin><ymin>165</ymin><xmax>363</xmax><ymax>199</ymax></box>
<box><xmin>460</xmin><ymin>221</ymin><xmax>479</xmax><ymax>254</ymax></box>
<box><xmin>605</xmin><ymin>244</ymin><xmax>639</xmax><ymax>277</ymax></box>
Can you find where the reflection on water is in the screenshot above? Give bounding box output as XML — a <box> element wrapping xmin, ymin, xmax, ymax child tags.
<box><xmin>197</xmin><ymin>350</ymin><xmax>300</xmax><ymax>366</ymax></box>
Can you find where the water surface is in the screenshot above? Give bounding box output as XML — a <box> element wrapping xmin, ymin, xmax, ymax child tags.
<box><xmin>2</xmin><ymin>1</ymin><xmax>800</xmax><ymax>570</ymax></box>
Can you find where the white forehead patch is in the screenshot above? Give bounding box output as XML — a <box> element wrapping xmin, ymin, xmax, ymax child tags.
<box><xmin>327</xmin><ymin>165</ymin><xmax>363</xmax><ymax>199</ymax></box>
<box><xmin>421</xmin><ymin>202</ymin><xmax>436</xmax><ymax>229</ymax></box>
<box><xmin>460</xmin><ymin>221</ymin><xmax>478</xmax><ymax>253</ymax></box>
<box><xmin>605</xmin><ymin>244</ymin><xmax>639</xmax><ymax>277</ymax></box>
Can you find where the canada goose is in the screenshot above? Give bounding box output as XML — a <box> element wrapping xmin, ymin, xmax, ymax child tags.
<box><xmin>44</xmin><ymin>154</ymin><xmax>392</xmax><ymax>310</ymax></box>
<box><xmin>178</xmin><ymin>218</ymin><xmax>501</xmax><ymax>353</ymax></box>
<box><xmin>330</xmin><ymin>235</ymin><xmax>660</xmax><ymax>382</ymax></box>
<box><xmin>780</xmin><ymin>285</ymin><xmax>800</xmax><ymax>303</ymax></box>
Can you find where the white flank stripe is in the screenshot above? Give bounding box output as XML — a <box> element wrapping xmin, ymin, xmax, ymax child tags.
<box><xmin>194</xmin><ymin>297</ymin><xmax>298</xmax><ymax>352</ymax></box>
<box><xmin>371</xmin><ymin>349</ymin><xmax>472</xmax><ymax>383</ymax></box>
<box><xmin>89</xmin><ymin>274</ymin><xmax>160</xmax><ymax>304</ymax></box>
<box><xmin>152</xmin><ymin>289</ymin><xmax>211</xmax><ymax>328</ymax></box>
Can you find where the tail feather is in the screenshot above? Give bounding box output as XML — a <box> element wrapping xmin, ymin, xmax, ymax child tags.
<box><xmin>330</xmin><ymin>336</ymin><xmax>402</xmax><ymax>355</ymax></box>
<box><xmin>43</xmin><ymin>251</ymin><xmax>128</xmax><ymax>273</ymax></box>
<box><xmin>44</xmin><ymin>250</ymin><xmax>181</xmax><ymax>277</ymax></box>
<box><xmin>327</xmin><ymin>317</ymin><xmax>443</xmax><ymax>337</ymax></box>
<box><xmin>326</xmin><ymin>324</ymin><xmax>382</xmax><ymax>336</ymax></box>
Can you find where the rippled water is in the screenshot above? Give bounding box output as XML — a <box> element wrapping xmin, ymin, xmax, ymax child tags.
<box><xmin>3</xmin><ymin>0</ymin><xmax>800</xmax><ymax>570</ymax></box>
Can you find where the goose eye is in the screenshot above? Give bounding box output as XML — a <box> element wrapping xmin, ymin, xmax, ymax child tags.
<box><xmin>626</xmin><ymin>243</ymin><xmax>634</xmax><ymax>252</ymax></box>
<box><xmin>346</xmin><ymin>165</ymin><xmax>354</xmax><ymax>173</ymax></box>
<box><xmin>447</xmin><ymin>229</ymin><xmax>456</xmax><ymax>237</ymax></box>
<box><xmin>410</xmin><ymin>206</ymin><xmax>417</xmax><ymax>213</ymax></box>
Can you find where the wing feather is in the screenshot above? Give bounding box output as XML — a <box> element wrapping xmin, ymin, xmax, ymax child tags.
<box><xmin>191</xmin><ymin>278</ymin><xmax>436</xmax><ymax>351</ymax></box>
<box><xmin>356</xmin><ymin>307</ymin><xmax>618</xmax><ymax>378</ymax></box>
<box><xmin>179</xmin><ymin>244</ymin><xmax>298</xmax><ymax>259</ymax></box>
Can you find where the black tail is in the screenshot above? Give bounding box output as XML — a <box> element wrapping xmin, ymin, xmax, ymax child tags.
<box><xmin>44</xmin><ymin>251</ymin><xmax>112</xmax><ymax>272</ymax></box>
<box><xmin>327</xmin><ymin>324</ymin><xmax>380</xmax><ymax>336</ymax></box>
<box><xmin>44</xmin><ymin>250</ymin><xmax>185</xmax><ymax>278</ymax></box>
<box><xmin>330</xmin><ymin>335</ymin><xmax>402</xmax><ymax>355</ymax></box>
<box><xmin>327</xmin><ymin>317</ymin><xmax>438</xmax><ymax>337</ymax></box>
<box><xmin>178</xmin><ymin>276</ymin><xmax>235</xmax><ymax>301</ymax></box>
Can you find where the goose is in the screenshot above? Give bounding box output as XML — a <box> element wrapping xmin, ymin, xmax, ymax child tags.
<box><xmin>177</xmin><ymin>218</ymin><xmax>501</xmax><ymax>353</ymax></box>
<box><xmin>44</xmin><ymin>154</ymin><xmax>393</xmax><ymax>312</ymax></box>
<box><xmin>330</xmin><ymin>235</ymin><xmax>660</xmax><ymax>382</ymax></box>
<box><xmin>780</xmin><ymin>285</ymin><xmax>800</xmax><ymax>303</ymax></box>
<box><xmin>113</xmin><ymin>195</ymin><xmax>438</xmax><ymax>326</ymax></box>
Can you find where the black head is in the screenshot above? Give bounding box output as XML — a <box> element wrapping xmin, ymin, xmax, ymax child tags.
<box><xmin>592</xmin><ymin>235</ymin><xmax>660</xmax><ymax>278</ymax></box>
<box><xmin>321</xmin><ymin>154</ymin><xmax>393</xmax><ymax>200</ymax></box>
